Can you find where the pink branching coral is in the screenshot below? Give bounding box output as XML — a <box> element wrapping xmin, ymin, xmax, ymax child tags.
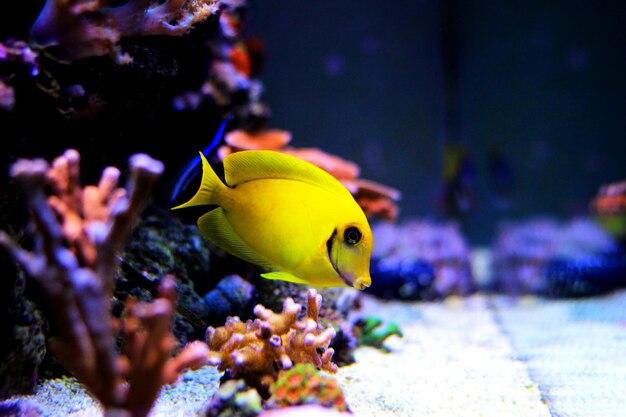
<box><xmin>0</xmin><ymin>150</ymin><xmax>209</xmax><ymax>417</ymax></box>
<box><xmin>30</xmin><ymin>0</ymin><xmax>221</xmax><ymax>62</ymax></box>
<box><xmin>205</xmin><ymin>288</ymin><xmax>338</xmax><ymax>397</ymax></box>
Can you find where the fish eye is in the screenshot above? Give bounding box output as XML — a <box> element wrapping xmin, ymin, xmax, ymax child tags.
<box><xmin>344</xmin><ymin>227</ymin><xmax>362</xmax><ymax>245</ymax></box>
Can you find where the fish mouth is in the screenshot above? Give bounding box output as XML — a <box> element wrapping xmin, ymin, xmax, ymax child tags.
<box><xmin>326</xmin><ymin>228</ymin><xmax>362</xmax><ymax>289</ymax></box>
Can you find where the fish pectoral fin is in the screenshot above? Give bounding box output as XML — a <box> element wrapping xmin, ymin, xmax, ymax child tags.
<box><xmin>261</xmin><ymin>271</ymin><xmax>310</xmax><ymax>285</ymax></box>
<box><xmin>198</xmin><ymin>208</ymin><xmax>276</xmax><ymax>271</ymax></box>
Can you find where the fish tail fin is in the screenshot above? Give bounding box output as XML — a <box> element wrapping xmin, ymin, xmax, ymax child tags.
<box><xmin>171</xmin><ymin>152</ymin><xmax>225</xmax><ymax>210</ymax></box>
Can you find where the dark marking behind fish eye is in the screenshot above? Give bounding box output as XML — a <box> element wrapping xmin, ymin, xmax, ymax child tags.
<box><xmin>344</xmin><ymin>226</ymin><xmax>362</xmax><ymax>245</ymax></box>
<box><xmin>327</xmin><ymin>228</ymin><xmax>337</xmax><ymax>258</ymax></box>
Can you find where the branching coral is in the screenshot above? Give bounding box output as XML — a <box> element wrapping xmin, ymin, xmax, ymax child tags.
<box><xmin>205</xmin><ymin>289</ymin><xmax>338</xmax><ymax>397</ymax></box>
<box><xmin>30</xmin><ymin>0</ymin><xmax>221</xmax><ymax>62</ymax></box>
<box><xmin>0</xmin><ymin>150</ymin><xmax>209</xmax><ymax>417</ymax></box>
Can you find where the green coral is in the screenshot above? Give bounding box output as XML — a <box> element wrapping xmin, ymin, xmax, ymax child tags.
<box><xmin>266</xmin><ymin>363</ymin><xmax>348</xmax><ymax>412</ymax></box>
<box><xmin>353</xmin><ymin>317</ymin><xmax>403</xmax><ymax>350</ymax></box>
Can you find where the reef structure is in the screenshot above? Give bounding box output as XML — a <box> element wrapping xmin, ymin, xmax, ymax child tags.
<box><xmin>30</xmin><ymin>0</ymin><xmax>220</xmax><ymax>62</ymax></box>
<box><xmin>0</xmin><ymin>150</ymin><xmax>209</xmax><ymax>417</ymax></box>
<box><xmin>367</xmin><ymin>220</ymin><xmax>475</xmax><ymax>300</ymax></box>
<box><xmin>491</xmin><ymin>217</ymin><xmax>624</xmax><ymax>296</ymax></box>
<box><xmin>205</xmin><ymin>288</ymin><xmax>338</xmax><ymax>398</ymax></box>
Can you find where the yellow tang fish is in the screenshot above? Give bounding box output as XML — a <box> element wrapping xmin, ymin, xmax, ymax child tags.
<box><xmin>172</xmin><ymin>150</ymin><xmax>373</xmax><ymax>289</ymax></box>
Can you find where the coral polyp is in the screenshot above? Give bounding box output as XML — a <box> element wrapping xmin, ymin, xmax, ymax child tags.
<box><xmin>266</xmin><ymin>363</ymin><xmax>348</xmax><ymax>412</ymax></box>
<box><xmin>205</xmin><ymin>289</ymin><xmax>338</xmax><ymax>397</ymax></box>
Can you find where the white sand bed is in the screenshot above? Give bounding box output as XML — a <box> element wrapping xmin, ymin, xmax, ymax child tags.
<box><xmin>7</xmin><ymin>291</ymin><xmax>626</xmax><ymax>417</ymax></box>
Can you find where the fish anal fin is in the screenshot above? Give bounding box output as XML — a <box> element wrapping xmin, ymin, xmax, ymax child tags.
<box><xmin>198</xmin><ymin>208</ymin><xmax>276</xmax><ymax>271</ymax></box>
<box><xmin>223</xmin><ymin>150</ymin><xmax>352</xmax><ymax>198</ymax></box>
<box><xmin>261</xmin><ymin>271</ymin><xmax>310</xmax><ymax>285</ymax></box>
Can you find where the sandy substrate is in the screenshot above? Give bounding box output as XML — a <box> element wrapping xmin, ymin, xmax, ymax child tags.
<box><xmin>338</xmin><ymin>295</ymin><xmax>550</xmax><ymax>417</ymax></box>
<box><xmin>5</xmin><ymin>291</ymin><xmax>626</xmax><ymax>416</ymax></box>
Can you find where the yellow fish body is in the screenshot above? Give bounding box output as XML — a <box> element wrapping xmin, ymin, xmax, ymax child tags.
<box><xmin>172</xmin><ymin>150</ymin><xmax>373</xmax><ymax>289</ymax></box>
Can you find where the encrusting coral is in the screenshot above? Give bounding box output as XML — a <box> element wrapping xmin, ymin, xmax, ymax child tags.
<box><xmin>205</xmin><ymin>288</ymin><xmax>338</xmax><ymax>397</ymax></box>
<box><xmin>0</xmin><ymin>150</ymin><xmax>209</xmax><ymax>417</ymax></box>
<box><xmin>266</xmin><ymin>363</ymin><xmax>348</xmax><ymax>412</ymax></box>
<box><xmin>30</xmin><ymin>0</ymin><xmax>221</xmax><ymax>62</ymax></box>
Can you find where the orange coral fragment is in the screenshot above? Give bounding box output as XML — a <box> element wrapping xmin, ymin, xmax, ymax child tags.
<box><xmin>225</xmin><ymin>129</ymin><xmax>292</xmax><ymax>151</ymax></box>
<box><xmin>282</xmin><ymin>147</ymin><xmax>359</xmax><ymax>180</ymax></box>
<box><xmin>591</xmin><ymin>180</ymin><xmax>626</xmax><ymax>215</ymax></box>
<box><xmin>230</xmin><ymin>43</ymin><xmax>252</xmax><ymax>77</ymax></box>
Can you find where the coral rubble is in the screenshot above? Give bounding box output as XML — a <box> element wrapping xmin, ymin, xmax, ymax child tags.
<box><xmin>205</xmin><ymin>289</ymin><xmax>338</xmax><ymax>397</ymax></box>
<box><xmin>0</xmin><ymin>150</ymin><xmax>209</xmax><ymax>416</ymax></box>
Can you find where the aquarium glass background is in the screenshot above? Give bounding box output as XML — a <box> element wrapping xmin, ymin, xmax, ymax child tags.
<box><xmin>249</xmin><ymin>0</ymin><xmax>626</xmax><ymax>244</ymax></box>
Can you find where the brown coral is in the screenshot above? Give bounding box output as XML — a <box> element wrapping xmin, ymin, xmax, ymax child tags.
<box><xmin>205</xmin><ymin>288</ymin><xmax>337</xmax><ymax>397</ymax></box>
<box><xmin>0</xmin><ymin>150</ymin><xmax>209</xmax><ymax>417</ymax></box>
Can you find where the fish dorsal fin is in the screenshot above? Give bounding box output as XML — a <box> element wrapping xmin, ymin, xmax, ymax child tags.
<box><xmin>223</xmin><ymin>150</ymin><xmax>353</xmax><ymax>198</ymax></box>
<box><xmin>198</xmin><ymin>208</ymin><xmax>277</xmax><ymax>272</ymax></box>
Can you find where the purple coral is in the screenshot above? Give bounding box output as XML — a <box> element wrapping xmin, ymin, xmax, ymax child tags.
<box><xmin>30</xmin><ymin>0</ymin><xmax>221</xmax><ymax>62</ymax></box>
<box><xmin>491</xmin><ymin>217</ymin><xmax>619</xmax><ymax>295</ymax></box>
<box><xmin>368</xmin><ymin>220</ymin><xmax>475</xmax><ymax>299</ymax></box>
